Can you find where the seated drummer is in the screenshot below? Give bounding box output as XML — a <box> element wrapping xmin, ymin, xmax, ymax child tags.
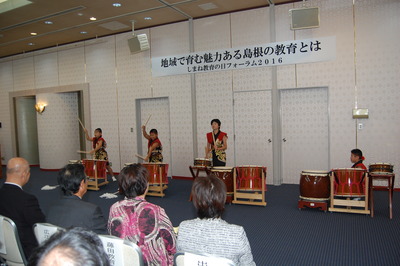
<box><xmin>350</xmin><ymin>149</ymin><xmax>367</xmax><ymax>170</ymax></box>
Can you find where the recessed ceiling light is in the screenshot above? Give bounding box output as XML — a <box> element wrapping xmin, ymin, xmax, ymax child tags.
<box><xmin>30</xmin><ymin>32</ymin><xmax>37</xmax><ymax>36</ymax></box>
<box><xmin>144</xmin><ymin>17</ymin><xmax>152</xmax><ymax>20</ymax></box>
<box><xmin>90</xmin><ymin>17</ymin><xmax>96</xmax><ymax>21</ymax></box>
<box><xmin>44</xmin><ymin>21</ymin><xmax>53</xmax><ymax>25</ymax></box>
<box><xmin>80</xmin><ymin>31</ymin><xmax>88</xmax><ymax>34</ymax></box>
<box><xmin>112</xmin><ymin>3</ymin><xmax>121</xmax><ymax>7</ymax></box>
<box><xmin>198</xmin><ymin>3</ymin><xmax>218</xmax><ymax>11</ymax></box>
<box><xmin>28</xmin><ymin>42</ymin><xmax>35</xmax><ymax>46</ymax></box>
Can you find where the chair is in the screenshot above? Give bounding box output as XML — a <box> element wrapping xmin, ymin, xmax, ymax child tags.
<box><xmin>33</xmin><ymin>223</ymin><xmax>65</xmax><ymax>245</ymax></box>
<box><xmin>0</xmin><ymin>215</ymin><xmax>27</xmax><ymax>266</ymax></box>
<box><xmin>329</xmin><ymin>168</ymin><xmax>370</xmax><ymax>214</ymax></box>
<box><xmin>98</xmin><ymin>234</ymin><xmax>144</xmax><ymax>266</ymax></box>
<box><xmin>174</xmin><ymin>252</ymin><xmax>235</xmax><ymax>266</ymax></box>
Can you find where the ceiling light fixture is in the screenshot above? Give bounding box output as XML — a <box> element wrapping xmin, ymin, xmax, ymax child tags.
<box><xmin>198</xmin><ymin>3</ymin><xmax>218</xmax><ymax>11</ymax></box>
<box><xmin>30</xmin><ymin>32</ymin><xmax>37</xmax><ymax>36</ymax></box>
<box><xmin>90</xmin><ymin>17</ymin><xmax>96</xmax><ymax>21</ymax></box>
<box><xmin>144</xmin><ymin>17</ymin><xmax>152</xmax><ymax>20</ymax></box>
<box><xmin>80</xmin><ymin>31</ymin><xmax>87</xmax><ymax>34</ymax></box>
<box><xmin>28</xmin><ymin>42</ymin><xmax>35</xmax><ymax>46</ymax></box>
<box><xmin>44</xmin><ymin>21</ymin><xmax>53</xmax><ymax>24</ymax></box>
<box><xmin>112</xmin><ymin>3</ymin><xmax>121</xmax><ymax>7</ymax></box>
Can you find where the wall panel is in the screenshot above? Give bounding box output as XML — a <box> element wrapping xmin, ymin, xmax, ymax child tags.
<box><xmin>58</xmin><ymin>46</ymin><xmax>85</xmax><ymax>86</ymax></box>
<box><xmin>151</xmin><ymin>22</ymin><xmax>193</xmax><ymax>177</ymax></box>
<box><xmin>34</xmin><ymin>52</ymin><xmax>59</xmax><ymax>88</ymax></box>
<box><xmin>355</xmin><ymin>0</ymin><xmax>400</xmax><ymax>187</ymax></box>
<box><xmin>36</xmin><ymin>92</ymin><xmax>79</xmax><ymax>169</ymax></box>
<box><xmin>85</xmin><ymin>36</ymin><xmax>121</xmax><ymax>171</ymax></box>
<box><xmin>0</xmin><ymin>62</ymin><xmax>14</xmax><ymax>162</ymax></box>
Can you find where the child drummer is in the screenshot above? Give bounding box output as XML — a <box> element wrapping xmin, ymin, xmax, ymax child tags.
<box><xmin>350</xmin><ymin>148</ymin><xmax>367</xmax><ymax>170</ymax></box>
<box><xmin>84</xmin><ymin>128</ymin><xmax>116</xmax><ymax>181</ymax></box>
<box><xmin>142</xmin><ymin>125</ymin><xmax>163</xmax><ymax>162</ymax></box>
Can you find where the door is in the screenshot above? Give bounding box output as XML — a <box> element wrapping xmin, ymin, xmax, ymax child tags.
<box><xmin>15</xmin><ymin>96</ymin><xmax>39</xmax><ymax>164</ymax></box>
<box><xmin>137</xmin><ymin>97</ymin><xmax>172</xmax><ymax>176</ymax></box>
<box><xmin>233</xmin><ymin>90</ymin><xmax>273</xmax><ymax>183</ymax></box>
<box><xmin>280</xmin><ymin>87</ymin><xmax>329</xmax><ymax>184</ymax></box>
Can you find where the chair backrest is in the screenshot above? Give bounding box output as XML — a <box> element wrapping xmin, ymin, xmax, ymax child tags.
<box><xmin>174</xmin><ymin>252</ymin><xmax>235</xmax><ymax>266</ymax></box>
<box><xmin>0</xmin><ymin>215</ymin><xmax>27</xmax><ymax>266</ymax></box>
<box><xmin>33</xmin><ymin>223</ymin><xmax>65</xmax><ymax>245</ymax></box>
<box><xmin>98</xmin><ymin>234</ymin><xmax>144</xmax><ymax>266</ymax></box>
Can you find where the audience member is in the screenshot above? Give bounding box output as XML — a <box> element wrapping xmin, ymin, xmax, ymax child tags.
<box><xmin>28</xmin><ymin>227</ymin><xmax>109</xmax><ymax>266</ymax></box>
<box><xmin>350</xmin><ymin>148</ymin><xmax>367</xmax><ymax>170</ymax></box>
<box><xmin>108</xmin><ymin>164</ymin><xmax>176</xmax><ymax>266</ymax></box>
<box><xmin>177</xmin><ymin>175</ymin><xmax>256</xmax><ymax>266</ymax></box>
<box><xmin>47</xmin><ymin>163</ymin><xmax>107</xmax><ymax>234</ymax></box>
<box><xmin>0</xmin><ymin>157</ymin><xmax>45</xmax><ymax>258</ymax></box>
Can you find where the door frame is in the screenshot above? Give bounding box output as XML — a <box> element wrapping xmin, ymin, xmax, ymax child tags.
<box><xmin>9</xmin><ymin>83</ymin><xmax>90</xmax><ymax>158</ymax></box>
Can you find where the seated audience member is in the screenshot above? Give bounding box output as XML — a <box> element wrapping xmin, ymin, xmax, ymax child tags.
<box><xmin>177</xmin><ymin>175</ymin><xmax>256</xmax><ymax>266</ymax></box>
<box><xmin>0</xmin><ymin>157</ymin><xmax>45</xmax><ymax>259</ymax></box>
<box><xmin>108</xmin><ymin>164</ymin><xmax>176</xmax><ymax>266</ymax></box>
<box><xmin>28</xmin><ymin>227</ymin><xmax>109</xmax><ymax>266</ymax></box>
<box><xmin>47</xmin><ymin>164</ymin><xmax>107</xmax><ymax>234</ymax></box>
<box><xmin>350</xmin><ymin>148</ymin><xmax>367</xmax><ymax>170</ymax></box>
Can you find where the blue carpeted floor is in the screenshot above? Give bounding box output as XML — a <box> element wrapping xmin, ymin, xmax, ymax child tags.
<box><xmin>1</xmin><ymin>166</ymin><xmax>400</xmax><ymax>265</ymax></box>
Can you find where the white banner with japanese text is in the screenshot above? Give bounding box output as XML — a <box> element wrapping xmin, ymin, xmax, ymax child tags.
<box><xmin>151</xmin><ymin>36</ymin><xmax>336</xmax><ymax>77</ymax></box>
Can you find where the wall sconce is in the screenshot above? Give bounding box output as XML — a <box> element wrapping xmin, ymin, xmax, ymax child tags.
<box><xmin>35</xmin><ymin>103</ymin><xmax>46</xmax><ymax>114</ymax></box>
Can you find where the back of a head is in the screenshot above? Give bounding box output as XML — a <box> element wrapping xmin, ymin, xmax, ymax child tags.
<box><xmin>119</xmin><ymin>163</ymin><xmax>149</xmax><ymax>198</ymax></box>
<box><xmin>192</xmin><ymin>175</ymin><xmax>226</xmax><ymax>219</ymax></box>
<box><xmin>29</xmin><ymin>227</ymin><xmax>109</xmax><ymax>266</ymax></box>
<box><xmin>58</xmin><ymin>164</ymin><xmax>86</xmax><ymax>196</ymax></box>
<box><xmin>6</xmin><ymin>157</ymin><xmax>30</xmax><ymax>183</ymax></box>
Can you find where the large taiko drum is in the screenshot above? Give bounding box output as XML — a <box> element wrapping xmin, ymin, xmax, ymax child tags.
<box><xmin>82</xmin><ymin>159</ymin><xmax>107</xmax><ymax>179</ymax></box>
<box><xmin>299</xmin><ymin>170</ymin><xmax>330</xmax><ymax>201</ymax></box>
<box><xmin>142</xmin><ymin>163</ymin><xmax>169</xmax><ymax>185</ymax></box>
<box><xmin>332</xmin><ymin>168</ymin><xmax>367</xmax><ymax>196</ymax></box>
<box><xmin>369</xmin><ymin>163</ymin><xmax>393</xmax><ymax>174</ymax></box>
<box><xmin>193</xmin><ymin>158</ymin><xmax>212</xmax><ymax>167</ymax></box>
<box><xmin>235</xmin><ymin>166</ymin><xmax>266</xmax><ymax>191</ymax></box>
<box><xmin>210</xmin><ymin>167</ymin><xmax>234</xmax><ymax>203</ymax></box>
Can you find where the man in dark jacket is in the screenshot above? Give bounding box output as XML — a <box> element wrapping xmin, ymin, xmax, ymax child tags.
<box><xmin>46</xmin><ymin>163</ymin><xmax>107</xmax><ymax>234</ymax></box>
<box><xmin>0</xmin><ymin>157</ymin><xmax>46</xmax><ymax>259</ymax></box>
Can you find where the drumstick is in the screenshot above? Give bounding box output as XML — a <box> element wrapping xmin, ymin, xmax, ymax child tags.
<box><xmin>211</xmin><ymin>128</ymin><xmax>216</xmax><ymax>149</ymax></box>
<box><xmin>143</xmin><ymin>114</ymin><xmax>152</xmax><ymax>127</ymax></box>
<box><xmin>135</xmin><ymin>154</ymin><xmax>146</xmax><ymax>160</ymax></box>
<box><xmin>77</xmin><ymin>150</ymin><xmax>90</xmax><ymax>154</ymax></box>
<box><xmin>78</xmin><ymin>118</ymin><xmax>85</xmax><ymax>130</ymax></box>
